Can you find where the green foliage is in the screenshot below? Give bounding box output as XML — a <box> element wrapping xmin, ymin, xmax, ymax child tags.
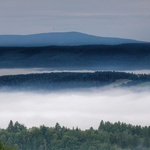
<box><xmin>0</xmin><ymin>120</ymin><xmax>150</xmax><ymax>150</ymax></box>
<box><xmin>0</xmin><ymin>140</ymin><xmax>16</xmax><ymax>150</ymax></box>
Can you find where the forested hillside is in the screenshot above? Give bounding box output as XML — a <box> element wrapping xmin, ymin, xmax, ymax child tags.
<box><xmin>0</xmin><ymin>140</ymin><xmax>16</xmax><ymax>150</ymax></box>
<box><xmin>0</xmin><ymin>71</ymin><xmax>150</xmax><ymax>91</ymax></box>
<box><xmin>0</xmin><ymin>121</ymin><xmax>150</xmax><ymax>150</ymax></box>
<box><xmin>0</xmin><ymin>43</ymin><xmax>150</xmax><ymax>70</ymax></box>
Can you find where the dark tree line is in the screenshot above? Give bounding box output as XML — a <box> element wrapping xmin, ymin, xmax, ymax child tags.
<box><xmin>0</xmin><ymin>120</ymin><xmax>150</xmax><ymax>150</ymax></box>
<box><xmin>0</xmin><ymin>71</ymin><xmax>149</xmax><ymax>91</ymax></box>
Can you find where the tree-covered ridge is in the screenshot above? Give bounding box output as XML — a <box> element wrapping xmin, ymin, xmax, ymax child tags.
<box><xmin>0</xmin><ymin>121</ymin><xmax>150</xmax><ymax>150</ymax></box>
<box><xmin>0</xmin><ymin>71</ymin><xmax>150</xmax><ymax>91</ymax></box>
<box><xmin>0</xmin><ymin>43</ymin><xmax>150</xmax><ymax>70</ymax></box>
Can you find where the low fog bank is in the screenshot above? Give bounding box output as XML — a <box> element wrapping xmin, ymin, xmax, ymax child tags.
<box><xmin>0</xmin><ymin>68</ymin><xmax>150</xmax><ymax>76</ymax></box>
<box><xmin>0</xmin><ymin>87</ymin><xmax>149</xmax><ymax>130</ymax></box>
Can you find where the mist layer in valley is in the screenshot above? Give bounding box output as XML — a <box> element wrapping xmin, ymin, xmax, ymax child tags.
<box><xmin>1</xmin><ymin>68</ymin><xmax>150</xmax><ymax>76</ymax></box>
<box><xmin>0</xmin><ymin>87</ymin><xmax>149</xmax><ymax>130</ymax></box>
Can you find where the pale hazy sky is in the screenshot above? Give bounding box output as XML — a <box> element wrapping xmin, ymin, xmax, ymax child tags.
<box><xmin>0</xmin><ymin>0</ymin><xmax>150</xmax><ymax>41</ymax></box>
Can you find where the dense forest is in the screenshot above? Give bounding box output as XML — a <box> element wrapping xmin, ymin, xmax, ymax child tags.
<box><xmin>0</xmin><ymin>120</ymin><xmax>150</xmax><ymax>150</ymax></box>
<box><xmin>0</xmin><ymin>71</ymin><xmax>149</xmax><ymax>91</ymax></box>
<box><xmin>0</xmin><ymin>43</ymin><xmax>150</xmax><ymax>70</ymax></box>
<box><xmin>0</xmin><ymin>141</ymin><xmax>16</xmax><ymax>150</ymax></box>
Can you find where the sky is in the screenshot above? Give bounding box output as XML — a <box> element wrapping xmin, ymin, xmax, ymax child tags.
<box><xmin>0</xmin><ymin>0</ymin><xmax>150</xmax><ymax>41</ymax></box>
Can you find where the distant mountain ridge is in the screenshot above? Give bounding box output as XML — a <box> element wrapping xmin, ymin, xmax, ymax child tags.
<box><xmin>0</xmin><ymin>32</ymin><xmax>143</xmax><ymax>47</ymax></box>
<box><xmin>0</xmin><ymin>44</ymin><xmax>150</xmax><ymax>70</ymax></box>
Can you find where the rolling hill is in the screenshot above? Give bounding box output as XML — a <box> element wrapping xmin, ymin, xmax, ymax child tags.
<box><xmin>0</xmin><ymin>44</ymin><xmax>150</xmax><ymax>70</ymax></box>
<box><xmin>0</xmin><ymin>32</ymin><xmax>142</xmax><ymax>47</ymax></box>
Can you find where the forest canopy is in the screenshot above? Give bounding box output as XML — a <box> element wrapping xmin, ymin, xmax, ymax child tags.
<box><xmin>0</xmin><ymin>120</ymin><xmax>150</xmax><ymax>150</ymax></box>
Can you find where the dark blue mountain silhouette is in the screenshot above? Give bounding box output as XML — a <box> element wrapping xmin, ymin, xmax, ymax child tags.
<box><xmin>0</xmin><ymin>32</ymin><xmax>142</xmax><ymax>47</ymax></box>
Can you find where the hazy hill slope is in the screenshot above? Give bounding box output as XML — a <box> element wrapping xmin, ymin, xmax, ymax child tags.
<box><xmin>0</xmin><ymin>32</ymin><xmax>141</xmax><ymax>47</ymax></box>
<box><xmin>0</xmin><ymin>44</ymin><xmax>150</xmax><ymax>70</ymax></box>
<box><xmin>0</xmin><ymin>71</ymin><xmax>149</xmax><ymax>91</ymax></box>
